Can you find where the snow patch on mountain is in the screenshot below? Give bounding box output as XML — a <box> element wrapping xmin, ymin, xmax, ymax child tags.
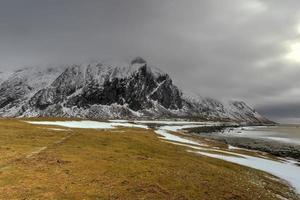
<box><xmin>0</xmin><ymin>57</ymin><xmax>272</xmax><ymax>124</ymax></box>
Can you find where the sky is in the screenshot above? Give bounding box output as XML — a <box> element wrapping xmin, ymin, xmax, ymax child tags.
<box><xmin>0</xmin><ymin>0</ymin><xmax>300</xmax><ymax>122</ymax></box>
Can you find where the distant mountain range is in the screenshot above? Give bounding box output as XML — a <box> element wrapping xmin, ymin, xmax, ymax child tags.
<box><xmin>0</xmin><ymin>57</ymin><xmax>272</xmax><ymax>124</ymax></box>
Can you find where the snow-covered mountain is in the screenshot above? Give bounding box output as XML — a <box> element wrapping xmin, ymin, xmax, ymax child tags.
<box><xmin>0</xmin><ymin>57</ymin><xmax>272</xmax><ymax>124</ymax></box>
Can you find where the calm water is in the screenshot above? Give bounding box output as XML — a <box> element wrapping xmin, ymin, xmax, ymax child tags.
<box><xmin>229</xmin><ymin>125</ymin><xmax>300</xmax><ymax>145</ymax></box>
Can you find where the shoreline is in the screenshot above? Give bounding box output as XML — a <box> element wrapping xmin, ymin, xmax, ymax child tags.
<box><xmin>185</xmin><ymin>126</ymin><xmax>300</xmax><ymax>161</ymax></box>
<box><xmin>156</xmin><ymin>124</ymin><xmax>300</xmax><ymax>197</ymax></box>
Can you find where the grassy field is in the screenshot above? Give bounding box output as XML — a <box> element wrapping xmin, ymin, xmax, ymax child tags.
<box><xmin>0</xmin><ymin>119</ymin><xmax>298</xmax><ymax>199</ymax></box>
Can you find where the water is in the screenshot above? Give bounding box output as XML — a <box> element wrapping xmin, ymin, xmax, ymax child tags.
<box><xmin>226</xmin><ymin>125</ymin><xmax>300</xmax><ymax>145</ymax></box>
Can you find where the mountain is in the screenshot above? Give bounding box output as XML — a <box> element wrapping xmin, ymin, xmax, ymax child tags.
<box><xmin>0</xmin><ymin>57</ymin><xmax>272</xmax><ymax>124</ymax></box>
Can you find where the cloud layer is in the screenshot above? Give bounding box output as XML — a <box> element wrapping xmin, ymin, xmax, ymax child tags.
<box><xmin>0</xmin><ymin>0</ymin><xmax>300</xmax><ymax>122</ymax></box>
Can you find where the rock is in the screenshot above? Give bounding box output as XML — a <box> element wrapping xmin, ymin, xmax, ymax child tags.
<box><xmin>0</xmin><ymin>58</ymin><xmax>273</xmax><ymax>124</ymax></box>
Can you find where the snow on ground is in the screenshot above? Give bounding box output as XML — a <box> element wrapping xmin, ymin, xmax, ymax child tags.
<box><xmin>154</xmin><ymin>123</ymin><xmax>300</xmax><ymax>195</ymax></box>
<box><xmin>134</xmin><ymin>120</ymin><xmax>219</xmax><ymax>125</ymax></box>
<box><xmin>154</xmin><ymin>123</ymin><xmax>217</xmax><ymax>146</ymax></box>
<box><xmin>156</xmin><ymin>125</ymin><xmax>300</xmax><ymax>193</ymax></box>
<box><xmin>27</xmin><ymin>121</ymin><xmax>114</xmax><ymax>129</ymax></box>
<box><xmin>111</xmin><ymin>122</ymin><xmax>148</xmax><ymax>129</ymax></box>
<box><xmin>227</xmin><ymin>145</ymin><xmax>244</xmax><ymax>150</ymax></box>
<box><xmin>194</xmin><ymin>151</ymin><xmax>300</xmax><ymax>194</ymax></box>
<box><xmin>155</xmin><ymin>129</ymin><xmax>200</xmax><ymax>146</ymax></box>
<box><xmin>26</xmin><ymin>120</ymin><xmax>148</xmax><ymax>129</ymax></box>
<box><xmin>26</xmin><ymin>119</ymin><xmax>300</xmax><ymax>194</ymax></box>
<box><xmin>108</xmin><ymin>120</ymin><xmax>129</xmax><ymax>123</ymax></box>
<box><xmin>47</xmin><ymin>128</ymin><xmax>69</xmax><ymax>131</ymax></box>
<box><xmin>159</xmin><ymin>132</ymin><xmax>300</xmax><ymax>194</ymax></box>
<box><xmin>159</xmin><ymin>124</ymin><xmax>211</xmax><ymax>132</ymax></box>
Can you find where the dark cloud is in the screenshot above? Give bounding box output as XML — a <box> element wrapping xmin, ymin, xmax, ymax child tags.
<box><xmin>257</xmin><ymin>103</ymin><xmax>300</xmax><ymax>118</ymax></box>
<box><xmin>0</xmin><ymin>0</ymin><xmax>300</xmax><ymax>122</ymax></box>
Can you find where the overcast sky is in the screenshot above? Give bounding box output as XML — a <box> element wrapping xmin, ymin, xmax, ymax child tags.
<box><xmin>0</xmin><ymin>0</ymin><xmax>300</xmax><ymax>122</ymax></box>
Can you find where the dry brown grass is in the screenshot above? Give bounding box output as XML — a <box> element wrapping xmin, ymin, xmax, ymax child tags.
<box><xmin>0</xmin><ymin>119</ymin><xmax>297</xmax><ymax>199</ymax></box>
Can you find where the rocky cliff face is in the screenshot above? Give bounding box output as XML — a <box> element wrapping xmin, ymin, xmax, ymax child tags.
<box><xmin>0</xmin><ymin>67</ymin><xmax>65</xmax><ymax>117</ymax></box>
<box><xmin>0</xmin><ymin>57</ymin><xmax>272</xmax><ymax>124</ymax></box>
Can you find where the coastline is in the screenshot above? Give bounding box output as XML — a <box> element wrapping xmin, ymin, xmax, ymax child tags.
<box><xmin>154</xmin><ymin>123</ymin><xmax>300</xmax><ymax>198</ymax></box>
<box><xmin>185</xmin><ymin>125</ymin><xmax>300</xmax><ymax>161</ymax></box>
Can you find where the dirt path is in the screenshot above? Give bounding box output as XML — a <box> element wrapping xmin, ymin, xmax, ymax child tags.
<box><xmin>0</xmin><ymin>131</ymin><xmax>75</xmax><ymax>171</ymax></box>
<box><xmin>26</xmin><ymin>132</ymin><xmax>75</xmax><ymax>159</ymax></box>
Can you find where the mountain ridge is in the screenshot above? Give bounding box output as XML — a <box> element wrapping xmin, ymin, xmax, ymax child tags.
<box><xmin>0</xmin><ymin>57</ymin><xmax>273</xmax><ymax>124</ymax></box>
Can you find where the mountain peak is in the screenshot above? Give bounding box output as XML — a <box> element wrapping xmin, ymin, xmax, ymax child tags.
<box><xmin>130</xmin><ymin>57</ymin><xmax>147</xmax><ymax>65</ymax></box>
<box><xmin>0</xmin><ymin>58</ymin><xmax>272</xmax><ymax>124</ymax></box>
